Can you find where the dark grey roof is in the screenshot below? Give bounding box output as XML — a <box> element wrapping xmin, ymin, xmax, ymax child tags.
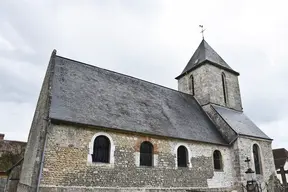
<box><xmin>176</xmin><ymin>40</ymin><xmax>239</xmax><ymax>79</ymax></box>
<box><xmin>212</xmin><ymin>104</ymin><xmax>271</xmax><ymax>140</ymax></box>
<box><xmin>49</xmin><ymin>55</ymin><xmax>227</xmax><ymax>145</ymax></box>
<box><xmin>273</xmin><ymin>148</ymin><xmax>288</xmax><ymax>170</ymax></box>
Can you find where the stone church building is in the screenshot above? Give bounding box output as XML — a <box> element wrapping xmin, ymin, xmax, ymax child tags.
<box><xmin>17</xmin><ymin>40</ymin><xmax>276</xmax><ymax>192</ymax></box>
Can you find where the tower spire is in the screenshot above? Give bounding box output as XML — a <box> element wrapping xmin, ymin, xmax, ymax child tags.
<box><xmin>199</xmin><ymin>25</ymin><xmax>205</xmax><ymax>39</ymax></box>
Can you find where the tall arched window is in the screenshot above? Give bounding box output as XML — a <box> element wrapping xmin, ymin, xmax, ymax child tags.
<box><xmin>177</xmin><ymin>146</ymin><xmax>188</xmax><ymax>167</ymax></box>
<box><xmin>92</xmin><ymin>135</ymin><xmax>110</xmax><ymax>163</ymax></box>
<box><xmin>253</xmin><ymin>144</ymin><xmax>261</xmax><ymax>174</ymax></box>
<box><xmin>221</xmin><ymin>73</ymin><xmax>228</xmax><ymax>105</ymax></box>
<box><xmin>213</xmin><ymin>150</ymin><xmax>223</xmax><ymax>170</ymax></box>
<box><xmin>189</xmin><ymin>75</ymin><xmax>195</xmax><ymax>96</ymax></box>
<box><xmin>140</xmin><ymin>141</ymin><xmax>153</xmax><ymax>166</ymax></box>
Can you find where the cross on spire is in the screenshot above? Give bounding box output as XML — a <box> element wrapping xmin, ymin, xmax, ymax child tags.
<box><xmin>199</xmin><ymin>25</ymin><xmax>205</xmax><ymax>39</ymax></box>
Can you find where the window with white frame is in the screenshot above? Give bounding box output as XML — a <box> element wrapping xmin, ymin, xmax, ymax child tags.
<box><xmin>88</xmin><ymin>133</ymin><xmax>115</xmax><ymax>165</ymax></box>
<box><xmin>177</xmin><ymin>145</ymin><xmax>188</xmax><ymax>167</ymax></box>
<box><xmin>92</xmin><ymin>135</ymin><xmax>110</xmax><ymax>163</ymax></box>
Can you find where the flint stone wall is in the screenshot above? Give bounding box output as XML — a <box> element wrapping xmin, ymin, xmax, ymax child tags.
<box><xmin>39</xmin><ymin>124</ymin><xmax>235</xmax><ymax>191</ymax></box>
<box><xmin>236</xmin><ymin>136</ymin><xmax>275</xmax><ymax>189</ymax></box>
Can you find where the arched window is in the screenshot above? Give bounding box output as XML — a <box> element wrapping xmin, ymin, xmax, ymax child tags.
<box><xmin>213</xmin><ymin>150</ymin><xmax>222</xmax><ymax>170</ymax></box>
<box><xmin>177</xmin><ymin>146</ymin><xmax>188</xmax><ymax>167</ymax></box>
<box><xmin>140</xmin><ymin>141</ymin><xmax>153</xmax><ymax>166</ymax></box>
<box><xmin>253</xmin><ymin>144</ymin><xmax>261</xmax><ymax>174</ymax></box>
<box><xmin>92</xmin><ymin>135</ymin><xmax>110</xmax><ymax>163</ymax></box>
<box><xmin>189</xmin><ymin>75</ymin><xmax>195</xmax><ymax>96</ymax></box>
<box><xmin>221</xmin><ymin>73</ymin><xmax>228</xmax><ymax>105</ymax></box>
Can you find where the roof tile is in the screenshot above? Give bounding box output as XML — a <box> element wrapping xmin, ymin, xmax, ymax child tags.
<box><xmin>176</xmin><ymin>40</ymin><xmax>239</xmax><ymax>79</ymax></box>
<box><xmin>49</xmin><ymin>56</ymin><xmax>227</xmax><ymax>145</ymax></box>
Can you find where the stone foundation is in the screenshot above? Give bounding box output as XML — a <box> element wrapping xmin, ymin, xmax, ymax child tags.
<box><xmin>39</xmin><ymin>186</ymin><xmax>235</xmax><ymax>192</ymax></box>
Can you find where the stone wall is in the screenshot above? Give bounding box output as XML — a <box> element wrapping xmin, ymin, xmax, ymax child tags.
<box><xmin>0</xmin><ymin>136</ymin><xmax>26</xmax><ymax>192</ymax></box>
<box><xmin>177</xmin><ymin>63</ymin><xmax>242</xmax><ymax>111</ymax></box>
<box><xmin>236</xmin><ymin>136</ymin><xmax>275</xmax><ymax>190</ymax></box>
<box><xmin>39</xmin><ymin>123</ymin><xmax>236</xmax><ymax>191</ymax></box>
<box><xmin>0</xmin><ymin>176</ymin><xmax>7</xmax><ymax>192</ymax></box>
<box><xmin>18</xmin><ymin>51</ymin><xmax>56</xmax><ymax>192</ymax></box>
<box><xmin>0</xmin><ymin>139</ymin><xmax>26</xmax><ymax>173</ymax></box>
<box><xmin>38</xmin><ymin>187</ymin><xmax>233</xmax><ymax>192</ymax></box>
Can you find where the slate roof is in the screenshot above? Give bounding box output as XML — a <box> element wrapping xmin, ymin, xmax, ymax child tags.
<box><xmin>176</xmin><ymin>39</ymin><xmax>239</xmax><ymax>79</ymax></box>
<box><xmin>212</xmin><ymin>104</ymin><xmax>271</xmax><ymax>140</ymax></box>
<box><xmin>273</xmin><ymin>148</ymin><xmax>288</xmax><ymax>170</ymax></box>
<box><xmin>48</xmin><ymin>55</ymin><xmax>227</xmax><ymax>145</ymax></box>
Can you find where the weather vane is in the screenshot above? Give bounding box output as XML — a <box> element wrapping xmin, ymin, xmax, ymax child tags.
<box><xmin>199</xmin><ymin>25</ymin><xmax>205</xmax><ymax>39</ymax></box>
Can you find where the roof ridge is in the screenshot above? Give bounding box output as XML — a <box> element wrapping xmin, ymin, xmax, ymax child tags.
<box><xmin>55</xmin><ymin>55</ymin><xmax>197</xmax><ymax>99</ymax></box>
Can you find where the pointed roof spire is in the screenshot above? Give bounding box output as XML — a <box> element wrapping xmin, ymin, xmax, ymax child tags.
<box><xmin>176</xmin><ymin>39</ymin><xmax>239</xmax><ymax>79</ymax></box>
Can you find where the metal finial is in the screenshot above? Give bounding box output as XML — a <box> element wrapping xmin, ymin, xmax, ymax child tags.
<box><xmin>199</xmin><ymin>25</ymin><xmax>206</xmax><ymax>39</ymax></box>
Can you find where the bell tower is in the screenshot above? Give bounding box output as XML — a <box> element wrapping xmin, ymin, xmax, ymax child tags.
<box><xmin>176</xmin><ymin>39</ymin><xmax>243</xmax><ymax>111</ymax></box>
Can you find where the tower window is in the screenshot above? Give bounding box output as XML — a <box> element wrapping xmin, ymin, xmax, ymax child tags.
<box><xmin>92</xmin><ymin>135</ymin><xmax>110</xmax><ymax>163</ymax></box>
<box><xmin>177</xmin><ymin>146</ymin><xmax>188</xmax><ymax>167</ymax></box>
<box><xmin>213</xmin><ymin>150</ymin><xmax>223</xmax><ymax>170</ymax></box>
<box><xmin>253</xmin><ymin>144</ymin><xmax>261</xmax><ymax>174</ymax></box>
<box><xmin>140</xmin><ymin>141</ymin><xmax>153</xmax><ymax>166</ymax></box>
<box><xmin>221</xmin><ymin>73</ymin><xmax>228</xmax><ymax>105</ymax></box>
<box><xmin>189</xmin><ymin>75</ymin><xmax>195</xmax><ymax>96</ymax></box>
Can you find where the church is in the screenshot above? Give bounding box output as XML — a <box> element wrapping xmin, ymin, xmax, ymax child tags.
<box><xmin>17</xmin><ymin>39</ymin><xmax>276</xmax><ymax>192</ymax></box>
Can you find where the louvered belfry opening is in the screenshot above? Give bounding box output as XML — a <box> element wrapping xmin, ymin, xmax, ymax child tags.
<box><xmin>177</xmin><ymin>146</ymin><xmax>188</xmax><ymax>167</ymax></box>
<box><xmin>140</xmin><ymin>141</ymin><xmax>153</xmax><ymax>166</ymax></box>
<box><xmin>92</xmin><ymin>135</ymin><xmax>110</xmax><ymax>163</ymax></box>
<box><xmin>213</xmin><ymin>150</ymin><xmax>222</xmax><ymax>170</ymax></box>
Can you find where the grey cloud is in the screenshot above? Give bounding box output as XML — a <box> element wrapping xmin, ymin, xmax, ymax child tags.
<box><xmin>0</xmin><ymin>0</ymin><xmax>287</xmax><ymax>148</ymax></box>
<box><xmin>0</xmin><ymin>68</ymin><xmax>40</xmax><ymax>103</ymax></box>
<box><xmin>220</xmin><ymin>45</ymin><xmax>288</xmax><ymax>124</ymax></box>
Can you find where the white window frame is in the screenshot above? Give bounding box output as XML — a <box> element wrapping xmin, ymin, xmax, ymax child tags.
<box><xmin>87</xmin><ymin>132</ymin><xmax>115</xmax><ymax>167</ymax></box>
<box><xmin>174</xmin><ymin>143</ymin><xmax>192</xmax><ymax>168</ymax></box>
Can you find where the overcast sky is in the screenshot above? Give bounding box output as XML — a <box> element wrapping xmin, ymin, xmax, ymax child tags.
<box><xmin>0</xmin><ymin>0</ymin><xmax>287</xmax><ymax>149</ymax></box>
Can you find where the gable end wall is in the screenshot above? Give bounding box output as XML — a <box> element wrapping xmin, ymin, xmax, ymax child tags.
<box><xmin>17</xmin><ymin>54</ymin><xmax>55</xmax><ymax>192</ymax></box>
